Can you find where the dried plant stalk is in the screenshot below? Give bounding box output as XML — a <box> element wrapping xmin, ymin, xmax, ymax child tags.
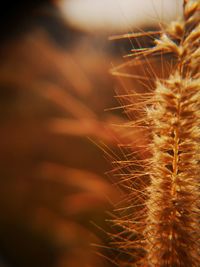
<box><xmin>113</xmin><ymin>0</ymin><xmax>200</xmax><ymax>266</ymax></box>
<box><xmin>145</xmin><ymin>1</ymin><xmax>200</xmax><ymax>266</ymax></box>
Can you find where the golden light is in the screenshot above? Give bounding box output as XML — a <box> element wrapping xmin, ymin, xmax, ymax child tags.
<box><xmin>59</xmin><ymin>0</ymin><xmax>183</xmax><ymax>32</ymax></box>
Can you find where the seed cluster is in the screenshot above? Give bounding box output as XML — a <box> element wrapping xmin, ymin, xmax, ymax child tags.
<box><xmin>145</xmin><ymin>1</ymin><xmax>200</xmax><ymax>266</ymax></box>
<box><xmin>115</xmin><ymin>1</ymin><xmax>200</xmax><ymax>266</ymax></box>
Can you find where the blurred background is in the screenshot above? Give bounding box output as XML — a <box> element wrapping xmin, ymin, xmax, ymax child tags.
<box><xmin>0</xmin><ymin>1</ymin><xmax>182</xmax><ymax>266</ymax></box>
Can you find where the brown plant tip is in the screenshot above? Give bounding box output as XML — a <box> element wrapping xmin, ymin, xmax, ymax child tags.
<box><xmin>114</xmin><ymin>0</ymin><xmax>200</xmax><ymax>266</ymax></box>
<box><xmin>145</xmin><ymin>1</ymin><xmax>200</xmax><ymax>266</ymax></box>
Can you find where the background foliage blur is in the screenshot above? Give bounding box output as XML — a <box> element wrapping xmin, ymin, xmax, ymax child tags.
<box><xmin>0</xmin><ymin>1</ymin><xmax>182</xmax><ymax>266</ymax></box>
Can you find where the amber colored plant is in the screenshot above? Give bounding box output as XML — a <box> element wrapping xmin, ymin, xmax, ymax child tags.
<box><xmin>112</xmin><ymin>0</ymin><xmax>200</xmax><ymax>266</ymax></box>
<box><xmin>0</xmin><ymin>16</ymin><xmax>121</xmax><ymax>267</ymax></box>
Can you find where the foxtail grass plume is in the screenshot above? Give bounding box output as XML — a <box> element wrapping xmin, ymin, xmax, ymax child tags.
<box><xmin>113</xmin><ymin>0</ymin><xmax>200</xmax><ymax>266</ymax></box>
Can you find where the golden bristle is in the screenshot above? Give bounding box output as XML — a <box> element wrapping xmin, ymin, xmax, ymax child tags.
<box><xmin>113</xmin><ymin>0</ymin><xmax>200</xmax><ymax>266</ymax></box>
